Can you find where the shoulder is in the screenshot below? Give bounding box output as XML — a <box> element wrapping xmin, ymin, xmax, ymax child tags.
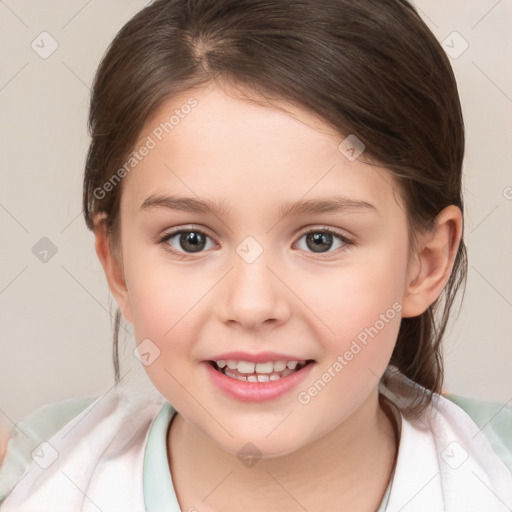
<box><xmin>0</xmin><ymin>395</ymin><xmax>98</xmax><ymax>503</ymax></box>
<box><xmin>442</xmin><ymin>391</ymin><xmax>512</xmax><ymax>474</ymax></box>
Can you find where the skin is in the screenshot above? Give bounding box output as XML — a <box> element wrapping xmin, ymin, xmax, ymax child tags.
<box><xmin>94</xmin><ymin>80</ymin><xmax>462</xmax><ymax>511</ymax></box>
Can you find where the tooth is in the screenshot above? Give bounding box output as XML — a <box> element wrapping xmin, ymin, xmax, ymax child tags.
<box><xmin>237</xmin><ymin>361</ymin><xmax>256</xmax><ymax>374</ymax></box>
<box><xmin>273</xmin><ymin>361</ymin><xmax>287</xmax><ymax>371</ymax></box>
<box><xmin>221</xmin><ymin>359</ymin><xmax>307</xmax><ymax>381</ymax></box>
<box><xmin>255</xmin><ymin>362</ymin><xmax>274</xmax><ymax>373</ymax></box>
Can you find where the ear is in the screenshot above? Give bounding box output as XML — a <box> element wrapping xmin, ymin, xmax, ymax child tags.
<box><xmin>401</xmin><ymin>205</ymin><xmax>463</xmax><ymax>318</ymax></box>
<box><xmin>93</xmin><ymin>213</ymin><xmax>133</xmax><ymax>324</ymax></box>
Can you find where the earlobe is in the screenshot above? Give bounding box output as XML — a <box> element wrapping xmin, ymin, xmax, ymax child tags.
<box><xmin>401</xmin><ymin>205</ymin><xmax>463</xmax><ymax>318</ymax></box>
<box><xmin>93</xmin><ymin>213</ymin><xmax>133</xmax><ymax>324</ymax></box>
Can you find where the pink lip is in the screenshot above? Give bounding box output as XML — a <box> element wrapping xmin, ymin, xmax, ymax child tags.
<box><xmin>202</xmin><ymin>360</ymin><xmax>315</xmax><ymax>402</ymax></box>
<box><xmin>204</xmin><ymin>351</ymin><xmax>311</xmax><ymax>364</ymax></box>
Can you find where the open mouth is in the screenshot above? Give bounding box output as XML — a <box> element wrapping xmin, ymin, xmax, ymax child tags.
<box><xmin>208</xmin><ymin>359</ymin><xmax>315</xmax><ymax>383</ymax></box>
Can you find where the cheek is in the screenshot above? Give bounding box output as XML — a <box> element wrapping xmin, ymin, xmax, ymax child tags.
<box><xmin>127</xmin><ymin>263</ymin><xmax>201</xmax><ymax>352</ymax></box>
<box><xmin>122</xmin><ymin>231</ymin><xmax>197</xmax><ymax>329</ymax></box>
<box><xmin>297</xmin><ymin>244</ymin><xmax>407</xmax><ymax>374</ymax></box>
<box><xmin>120</xmin><ymin>237</ymin><xmax>199</xmax><ymax>364</ymax></box>
<box><xmin>296</xmin><ymin>281</ymin><xmax>402</xmax><ymax>419</ymax></box>
<box><xmin>124</xmin><ymin>255</ymin><xmax>204</xmax><ymax>398</ymax></box>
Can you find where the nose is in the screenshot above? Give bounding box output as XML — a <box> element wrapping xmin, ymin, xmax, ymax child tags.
<box><xmin>215</xmin><ymin>247</ymin><xmax>292</xmax><ymax>330</ymax></box>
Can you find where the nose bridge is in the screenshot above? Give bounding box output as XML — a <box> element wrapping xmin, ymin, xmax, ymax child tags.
<box><xmin>216</xmin><ymin>236</ymin><xmax>290</xmax><ymax>328</ymax></box>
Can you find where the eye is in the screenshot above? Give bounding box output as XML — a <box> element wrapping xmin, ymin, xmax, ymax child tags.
<box><xmin>294</xmin><ymin>227</ymin><xmax>353</xmax><ymax>255</ymax></box>
<box><xmin>158</xmin><ymin>226</ymin><xmax>354</xmax><ymax>259</ymax></box>
<box><xmin>159</xmin><ymin>228</ymin><xmax>215</xmax><ymax>257</ymax></box>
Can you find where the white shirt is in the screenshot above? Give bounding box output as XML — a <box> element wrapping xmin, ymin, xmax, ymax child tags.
<box><xmin>1</xmin><ymin>366</ymin><xmax>511</xmax><ymax>511</ymax></box>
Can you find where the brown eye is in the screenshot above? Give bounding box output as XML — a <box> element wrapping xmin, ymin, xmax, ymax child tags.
<box><xmin>160</xmin><ymin>229</ymin><xmax>214</xmax><ymax>255</ymax></box>
<box><xmin>295</xmin><ymin>228</ymin><xmax>353</xmax><ymax>255</ymax></box>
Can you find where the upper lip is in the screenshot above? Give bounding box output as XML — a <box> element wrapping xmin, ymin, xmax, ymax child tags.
<box><xmin>205</xmin><ymin>351</ymin><xmax>314</xmax><ymax>364</ymax></box>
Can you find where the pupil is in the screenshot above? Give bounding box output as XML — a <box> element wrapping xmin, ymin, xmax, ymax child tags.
<box><xmin>307</xmin><ymin>232</ymin><xmax>332</xmax><ymax>252</ymax></box>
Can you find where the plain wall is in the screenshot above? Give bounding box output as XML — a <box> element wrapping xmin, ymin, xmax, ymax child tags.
<box><xmin>1</xmin><ymin>0</ymin><xmax>511</xmax><ymax>436</ymax></box>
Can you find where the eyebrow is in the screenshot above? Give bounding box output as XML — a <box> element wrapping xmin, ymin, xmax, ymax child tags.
<box><xmin>139</xmin><ymin>193</ymin><xmax>378</xmax><ymax>218</ymax></box>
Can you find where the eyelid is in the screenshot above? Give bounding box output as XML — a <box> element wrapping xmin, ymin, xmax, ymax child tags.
<box><xmin>159</xmin><ymin>224</ymin><xmax>213</xmax><ymax>240</ymax></box>
<box><xmin>297</xmin><ymin>226</ymin><xmax>353</xmax><ymax>242</ymax></box>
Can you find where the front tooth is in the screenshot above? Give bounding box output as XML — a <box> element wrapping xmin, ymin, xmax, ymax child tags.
<box><xmin>257</xmin><ymin>374</ymin><xmax>270</xmax><ymax>382</ymax></box>
<box><xmin>286</xmin><ymin>361</ymin><xmax>298</xmax><ymax>369</ymax></box>
<box><xmin>216</xmin><ymin>360</ymin><xmax>226</xmax><ymax>368</ymax></box>
<box><xmin>255</xmin><ymin>361</ymin><xmax>274</xmax><ymax>373</ymax></box>
<box><xmin>273</xmin><ymin>360</ymin><xmax>287</xmax><ymax>372</ymax></box>
<box><xmin>237</xmin><ymin>361</ymin><xmax>255</xmax><ymax>374</ymax></box>
<box><xmin>269</xmin><ymin>373</ymin><xmax>280</xmax><ymax>381</ymax></box>
<box><xmin>226</xmin><ymin>359</ymin><xmax>238</xmax><ymax>369</ymax></box>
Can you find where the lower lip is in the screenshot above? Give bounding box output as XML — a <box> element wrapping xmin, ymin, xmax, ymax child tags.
<box><xmin>202</xmin><ymin>361</ymin><xmax>315</xmax><ymax>402</ymax></box>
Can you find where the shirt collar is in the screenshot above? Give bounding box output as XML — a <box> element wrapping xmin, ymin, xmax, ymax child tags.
<box><xmin>142</xmin><ymin>398</ymin><xmax>395</xmax><ymax>511</ymax></box>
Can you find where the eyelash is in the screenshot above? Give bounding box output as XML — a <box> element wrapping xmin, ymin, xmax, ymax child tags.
<box><xmin>158</xmin><ymin>226</ymin><xmax>355</xmax><ymax>260</ymax></box>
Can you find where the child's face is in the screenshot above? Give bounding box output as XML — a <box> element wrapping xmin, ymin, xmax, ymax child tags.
<box><xmin>113</xmin><ymin>81</ymin><xmax>415</xmax><ymax>456</ymax></box>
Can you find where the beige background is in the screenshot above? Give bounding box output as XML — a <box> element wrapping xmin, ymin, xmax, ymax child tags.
<box><xmin>0</xmin><ymin>0</ymin><xmax>511</xmax><ymax>434</ymax></box>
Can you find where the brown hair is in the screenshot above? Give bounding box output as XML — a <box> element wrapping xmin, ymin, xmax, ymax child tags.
<box><xmin>83</xmin><ymin>0</ymin><xmax>467</xmax><ymax>416</ymax></box>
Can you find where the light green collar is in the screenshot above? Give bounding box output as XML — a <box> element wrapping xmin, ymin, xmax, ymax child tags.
<box><xmin>143</xmin><ymin>401</ymin><xmax>181</xmax><ymax>511</ymax></box>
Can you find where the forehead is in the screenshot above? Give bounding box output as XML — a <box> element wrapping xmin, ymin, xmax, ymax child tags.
<box><xmin>122</xmin><ymin>82</ymin><xmax>401</xmax><ymax>217</ymax></box>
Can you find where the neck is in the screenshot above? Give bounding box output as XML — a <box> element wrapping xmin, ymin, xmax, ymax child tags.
<box><xmin>168</xmin><ymin>387</ymin><xmax>398</xmax><ymax>512</ymax></box>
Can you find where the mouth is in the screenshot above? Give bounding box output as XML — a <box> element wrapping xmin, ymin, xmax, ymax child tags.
<box><xmin>207</xmin><ymin>359</ymin><xmax>315</xmax><ymax>382</ymax></box>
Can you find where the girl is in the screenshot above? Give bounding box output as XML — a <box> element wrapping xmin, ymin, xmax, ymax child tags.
<box><xmin>1</xmin><ymin>0</ymin><xmax>511</xmax><ymax>510</ymax></box>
